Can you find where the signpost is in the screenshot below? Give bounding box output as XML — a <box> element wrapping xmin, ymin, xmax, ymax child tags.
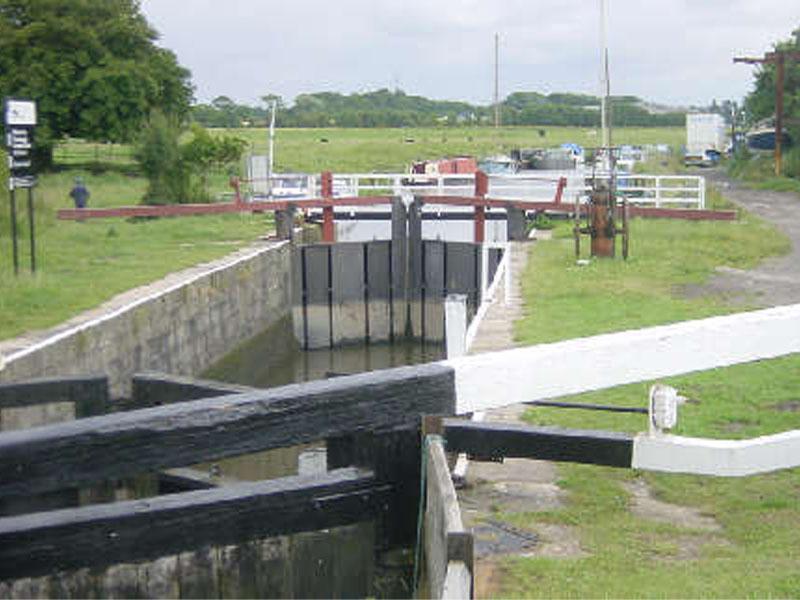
<box><xmin>4</xmin><ymin>98</ymin><xmax>37</xmax><ymax>274</ymax></box>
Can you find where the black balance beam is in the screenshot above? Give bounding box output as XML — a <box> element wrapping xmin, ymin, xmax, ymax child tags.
<box><xmin>0</xmin><ymin>467</ymin><xmax>387</xmax><ymax>580</ymax></box>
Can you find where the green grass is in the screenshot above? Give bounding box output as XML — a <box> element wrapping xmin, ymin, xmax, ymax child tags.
<box><xmin>514</xmin><ymin>217</ymin><xmax>789</xmax><ymax>344</ymax></box>
<box><xmin>0</xmin><ymin>168</ymin><xmax>273</xmax><ymax>340</ymax></box>
<box><xmin>488</xmin><ymin>216</ymin><xmax>799</xmax><ymax>597</ymax></box>
<box><xmin>727</xmin><ymin>150</ymin><xmax>800</xmax><ymax>195</ymax></box>
<box><xmin>220</xmin><ymin>125</ymin><xmax>686</xmax><ymax>173</ymax></box>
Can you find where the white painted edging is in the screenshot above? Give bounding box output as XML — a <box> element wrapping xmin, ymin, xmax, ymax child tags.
<box><xmin>633</xmin><ymin>430</ymin><xmax>800</xmax><ymax>477</ymax></box>
<box><xmin>464</xmin><ymin>242</ymin><xmax>510</xmax><ymax>351</ymax></box>
<box><xmin>446</xmin><ymin>303</ymin><xmax>800</xmax><ymax>415</ymax></box>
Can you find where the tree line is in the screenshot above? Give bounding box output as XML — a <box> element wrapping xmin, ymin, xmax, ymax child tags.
<box><xmin>191</xmin><ymin>89</ymin><xmax>687</xmax><ymax>129</ymax></box>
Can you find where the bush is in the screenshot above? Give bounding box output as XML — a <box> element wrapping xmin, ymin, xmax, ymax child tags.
<box><xmin>532</xmin><ymin>212</ymin><xmax>554</xmax><ymax>230</ymax></box>
<box><xmin>134</xmin><ymin>115</ymin><xmax>246</xmax><ymax>204</ymax></box>
<box><xmin>181</xmin><ymin>125</ymin><xmax>246</xmax><ymax>202</ymax></box>
<box><xmin>134</xmin><ymin>111</ymin><xmax>190</xmax><ymax>204</ymax></box>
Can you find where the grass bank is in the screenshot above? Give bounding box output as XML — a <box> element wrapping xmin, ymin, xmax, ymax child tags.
<box><xmin>490</xmin><ymin>219</ymin><xmax>799</xmax><ymax>597</ymax></box>
<box><xmin>727</xmin><ymin>149</ymin><xmax>800</xmax><ymax>195</ymax></box>
<box><xmin>0</xmin><ymin>169</ymin><xmax>272</xmax><ymax>341</ymax></box>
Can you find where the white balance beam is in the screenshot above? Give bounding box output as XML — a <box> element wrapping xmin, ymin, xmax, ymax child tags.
<box><xmin>633</xmin><ymin>430</ymin><xmax>800</xmax><ymax>477</ymax></box>
<box><xmin>446</xmin><ymin>303</ymin><xmax>800</xmax><ymax>415</ymax></box>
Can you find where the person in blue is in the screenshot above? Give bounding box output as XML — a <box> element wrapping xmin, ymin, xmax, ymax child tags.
<box><xmin>69</xmin><ymin>177</ymin><xmax>90</xmax><ymax>208</ymax></box>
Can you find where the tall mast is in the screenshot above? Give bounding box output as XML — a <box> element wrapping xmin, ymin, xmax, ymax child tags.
<box><xmin>494</xmin><ymin>33</ymin><xmax>500</xmax><ymax>128</ymax></box>
<box><xmin>600</xmin><ymin>0</ymin><xmax>611</xmax><ymax>154</ymax></box>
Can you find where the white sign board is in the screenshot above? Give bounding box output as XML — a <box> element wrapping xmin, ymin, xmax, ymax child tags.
<box><xmin>4</xmin><ymin>99</ymin><xmax>37</xmax><ymax>126</ymax></box>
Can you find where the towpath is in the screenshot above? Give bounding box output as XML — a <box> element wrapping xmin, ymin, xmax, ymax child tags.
<box><xmin>690</xmin><ymin>169</ymin><xmax>800</xmax><ymax>306</ymax></box>
<box><xmin>457</xmin><ymin>173</ymin><xmax>800</xmax><ymax>597</ymax></box>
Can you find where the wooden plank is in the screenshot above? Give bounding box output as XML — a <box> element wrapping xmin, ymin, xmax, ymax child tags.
<box><xmin>366</xmin><ymin>241</ymin><xmax>392</xmax><ymax>342</ymax></box>
<box><xmin>424</xmin><ymin>436</ymin><xmax>467</xmax><ymax>600</ymax></box>
<box><xmin>448</xmin><ymin>304</ymin><xmax>800</xmax><ymax>414</ymax></box>
<box><xmin>130</xmin><ymin>372</ymin><xmax>255</xmax><ymax>408</ymax></box>
<box><xmin>0</xmin><ymin>468</ymin><xmax>387</xmax><ymax>580</ymax></box>
<box><xmin>0</xmin><ymin>376</ymin><xmax>108</xmax><ymax>417</ymax></box>
<box><xmin>0</xmin><ymin>363</ymin><xmax>455</xmax><ymax>497</ymax></box>
<box><xmin>444</xmin><ymin>419</ymin><xmax>634</xmax><ymax>468</ymax></box>
<box><xmin>331</xmin><ymin>244</ymin><xmax>367</xmax><ymax>345</ymax></box>
<box><xmin>442</xmin><ymin>562</ymin><xmax>472</xmax><ymax>599</ymax></box>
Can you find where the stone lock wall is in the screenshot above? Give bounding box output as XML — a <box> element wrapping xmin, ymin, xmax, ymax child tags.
<box><xmin>0</xmin><ymin>241</ymin><xmax>293</xmax><ymax>399</ymax></box>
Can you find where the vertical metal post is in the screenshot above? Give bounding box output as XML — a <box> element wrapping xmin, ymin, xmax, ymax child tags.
<box><xmin>9</xmin><ymin>187</ymin><xmax>19</xmax><ymax>275</ymax></box>
<box><xmin>27</xmin><ymin>186</ymin><xmax>35</xmax><ymax>273</ymax></box>
<box><xmin>775</xmin><ymin>53</ymin><xmax>784</xmax><ymax>177</ymax></box>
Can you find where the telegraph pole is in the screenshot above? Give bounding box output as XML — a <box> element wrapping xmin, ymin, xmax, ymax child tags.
<box><xmin>734</xmin><ymin>49</ymin><xmax>800</xmax><ymax>176</ymax></box>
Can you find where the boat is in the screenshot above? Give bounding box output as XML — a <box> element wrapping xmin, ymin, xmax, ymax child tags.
<box><xmin>478</xmin><ymin>155</ymin><xmax>519</xmax><ymax>174</ymax></box>
<box><xmin>746</xmin><ymin>120</ymin><xmax>793</xmax><ymax>152</ymax></box>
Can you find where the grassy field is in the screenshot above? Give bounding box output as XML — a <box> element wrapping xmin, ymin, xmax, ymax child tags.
<box><xmin>0</xmin><ymin>165</ymin><xmax>273</xmax><ymax>341</ymax></box>
<box><xmin>482</xmin><ymin>220</ymin><xmax>799</xmax><ymax>597</ymax></box>
<box><xmin>226</xmin><ymin>125</ymin><xmax>686</xmax><ymax>173</ymax></box>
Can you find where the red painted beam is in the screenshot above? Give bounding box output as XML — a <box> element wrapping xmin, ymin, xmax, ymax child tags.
<box><xmin>57</xmin><ymin>196</ymin><xmax>735</xmax><ymax>223</ymax></box>
<box><xmin>554</xmin><ymin>177</ymin><xmax>567</xmax><ymax>204</ymax></box>
<box><xmin>474</xmin><ymin>206</ymin><xmax>486</xmax><ymax>243</ymax></box>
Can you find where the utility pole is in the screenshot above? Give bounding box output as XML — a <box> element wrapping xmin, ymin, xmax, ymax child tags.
<box><xmin>494</xmin><ymin>33</ymin><xmax>500</xmax><ymax>129</ymax></box>
<box><xmin>734</xmin><ymin>49</ymin><xmax>800</xmax><ymax>176</ymax></box>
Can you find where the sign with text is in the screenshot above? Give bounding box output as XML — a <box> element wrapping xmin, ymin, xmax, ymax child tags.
<box><xmin>4</xmin><ymin>99</ymin><xmax>37</xmax><ymax>126</ymax></box>
<box><xmin>4</xmin><ymin>98</ymin><xmax>37</xmax><ymax>187</ymax></box>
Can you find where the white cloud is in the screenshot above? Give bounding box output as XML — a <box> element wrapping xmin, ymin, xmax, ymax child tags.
<box><xmin>140</xmin><ymin>0</ymin><xmax>799</xmax><ymax>107</ymax></box>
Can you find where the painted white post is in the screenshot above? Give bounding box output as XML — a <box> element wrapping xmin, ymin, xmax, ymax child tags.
<box><xmin>504</xmin><ymin>243</ymin><xmax>512</xmax><ymax>306</ymax></box>
<box><xmin>655</xmin><ymin>176</ymin><xmax>661</xmax><ymax>208</ymax></box>
<box><xmin>437</xmin><ymin>174</ymin><xmax>444</xmax><ymax>197</ymax></box>
<box><xmin>445</xmin><ymin>294</ymin><xmax>468</xmax><ymax>359</ymax></box>
<box><xmin>699</xmin><ymin>176</ymin><xmax>706</xmax><ymax>209</ymax></box>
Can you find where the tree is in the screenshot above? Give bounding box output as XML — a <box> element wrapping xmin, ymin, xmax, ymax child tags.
<box><xmin>744</xmin><ymin>27</ymin><xmax>800</xmax><ymax>137</ymax></box>
<box><xmin>0</xmin><ymin>0</ymin><xmax>193</xmax><ymax>168</ymax></box>
<box><xmin>181</xmin><ymin>125</ymin><xmax>245</xmax><ymax>200</ymax></box>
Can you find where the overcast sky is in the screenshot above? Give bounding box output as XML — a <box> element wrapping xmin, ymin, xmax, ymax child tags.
<box><xmin>140</xmin><ymin>0</ymin><xmax>798</xmax><ymax>108</ymax></box>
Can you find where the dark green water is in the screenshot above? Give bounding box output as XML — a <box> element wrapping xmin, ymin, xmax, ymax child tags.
<box><xmin>204</xmin><ymin>316</ymin><xmax>445</xmax><ymax>389</ymax></box>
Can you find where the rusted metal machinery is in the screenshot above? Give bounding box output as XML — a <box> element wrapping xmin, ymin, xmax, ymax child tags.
<box><xmin>573</xmin><ymin>152</ymin><xmax>630</xmax><ymax>260</ymax></box>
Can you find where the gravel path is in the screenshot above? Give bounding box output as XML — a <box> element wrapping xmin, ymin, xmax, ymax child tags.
<box><xmin>692</xmin><ymin>170</ymin><xmax>800</xmax><ymax>307</ymax></box>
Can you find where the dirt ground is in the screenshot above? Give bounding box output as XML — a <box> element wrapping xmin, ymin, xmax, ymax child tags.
<box><xmin>685</xmin><ymin>170</ymin><xmax>800</xmax><ymax>307</ymax></box>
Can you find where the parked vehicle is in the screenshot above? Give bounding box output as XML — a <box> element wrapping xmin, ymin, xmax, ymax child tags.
<box><xmin>684</xmin><ymin>113</ymin><xmax>727</xmax><ymax>167</ymax></box>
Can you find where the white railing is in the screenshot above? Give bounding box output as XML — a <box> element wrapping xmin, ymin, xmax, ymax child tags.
<box><xmin>582</xmin><ymin>174</ymin><xmax>705</xmax><ymax>209</ymax></box>
<box><xmin>246</xmin><ymin>171</ymin><xmax>705</xmax><ymax>209</ymax></box>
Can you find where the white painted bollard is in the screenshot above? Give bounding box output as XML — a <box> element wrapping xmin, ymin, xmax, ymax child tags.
<box><xmin>445</xmin><ymin>294</ymin><xmax>468</xmax><ymax>359</ymax></box>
